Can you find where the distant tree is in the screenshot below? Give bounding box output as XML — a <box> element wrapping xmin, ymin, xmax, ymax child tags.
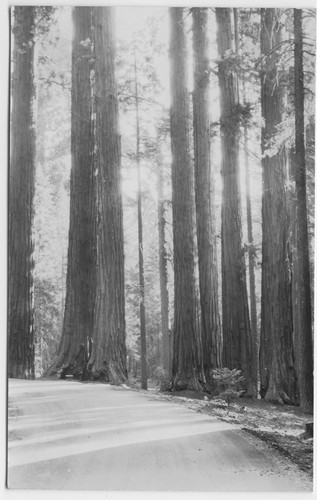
<box><xmin>242</xmin><ymin>92</ymin><xmax>258</xmax><ymax>392</ymax></box>
<box><xmin>134</xmin><ymin>51</ymin><xmax>147</xmax><ymax>390</ymax></box>
<box><xmin>9</xmin><ymin>6</ymin><xmax>36</xmax><ymax>378</ymax></box>
<box><xmin>259</xmin><ymin>8</ymin><xmax>297</xmax><ymax>404</ymax></box>
<box><xmin>293</xmin><ymin>8</ymin><xmax>313</xmax><ymax>413</ymax></box>
<box><xmin>156</xmin><ymin>133</ymin><xmax>171</xmax><ymax>380</ymax></box>
<box><xmin>169</xmin><ymin>7</ymin><xmax>204</xmax><ymax>391</ymax></box>
<box><xmin>215</xmin><ymin>8</ymin><xmax>255</xmax><ymax>395</ymax></box>
<box><xmin>192</xmin><ymin>7</ymin><xmax>220</xmax><ymax>386</ymax></box>
<box><xmin>33</xmin><ymin>10</ymin><xmax>71</xmax><ymax>374</ymax></box>
<box><xmin>235</xmin><ymin>8</ymin><xmax>259</xmax><ymax>392</ymax></box>
<box><xmin>87</xmin><ymin>7</ymin><xmax>127</xmax><ymax>382</ymax></box>
<box><xmin>117</xmin><ymin>19</ymin><xmax>167</xmax><ymax>383</ymax></box>
<box><xmin>46</xmin><ymin>6</ymin><xmax>96</xmax><ymax>379</ymax></box>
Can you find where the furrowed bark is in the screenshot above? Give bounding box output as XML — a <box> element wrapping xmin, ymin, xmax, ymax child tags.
<box><xmin>192</xmin><ymin>8</ymin><xmax>220</xmax><ymax>386</ymax></box>
<box><xmin>9</xmin><ymin>6</ymin><xmax>36</xmax><ymax>379</ymax></box>
<box><xmin>216</xmin><ymin>7</ymin><xmax>254</xmax><ymax>395</ymax></box>
<box><xmin>169</xmin><ymin>7</ymin><xmax>204</xmax><ymax>391</ymax></box>
<box><xmin>45</xmin><ymin>7</ymin><xmax>96</xmax><ymax>378</ymax></box>
<box><xmin>88</xmin><ymin>7</ymin><xmax>127</xmax><ymax>383</ymax></box>
<box><xmin>260</xmin><ymin>8</ymin><xmax>297</xmax><ymax>404</ymax></box>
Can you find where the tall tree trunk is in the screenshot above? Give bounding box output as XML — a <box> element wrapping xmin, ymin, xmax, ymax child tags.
<box><xmin>215</xmin><ymin>8</ymin><xmax>254</xmax><ymax>394</ymax></box>
<box><xmin>46</xmin><ymin>7</ymin><xmax>96</xmax><ymax>378</ymax></box>
<box><xmin>242</xmin><ymin>83</ymin><xmax>258</xmax><ymax>392</ymax></box>
<box><xmin>34</xmin><ymin>82</ymin><xmax>47</xmax><ymax>377</ymax></box>
<box><xmin>134</xmin><ymin>51</ymin><xmax>147</xmax><ymax>390</ymax></box>
<box><xmin>259</xmin><ymin>8</ymin><xmax>297</xmax><ymax>404</ymax></box>
<box><xmin>157</xmin><ymin>134</ymin><xmax>170</xmax><ymax>378</ymax></box>
<box><xmin>88</xmin><ymin>7</ymin><xmax>127</xmax><ymax>383</ymax></box>
<box><xmin>9</xmin><ymin>6</ymin><xmax>36</xmax><ymax>379</ymax></box>
<box><xmin>289</xmin><ymin>149</ymin><xmax>300</xmax><ymax>380</ymax></box>
<box><xmin>236</xmin><ymin>8</ymin><xmax>258</xmax><ymax>393</ymax></box>
<box><xmin>192</xmin><ymin>8</ymin><xmax>220</xmax><ymax>386</ymax></box>
<box><xmin>169</xmin><ymin>7</ymin><xmax>204</xmax><ymax>391</ymax></box>
<box><xmin>293</xmin><ymin>8</ymin><xmax>313</xmax><ymax>413</ymax></box>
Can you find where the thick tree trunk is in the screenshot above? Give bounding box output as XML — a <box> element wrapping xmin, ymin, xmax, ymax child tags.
<box><xmin>293</xmin><ymin>9</ymin><xmax>313</xmax><ymax>413</ymax></box>
<box><xmin>169</xmin><ymin>8</ymin><xmax>204</xmax><ymax>391</ymax></box>
<box><xmin>157</xmin><ymin>135</ymin><xmax>171</xmax><ymax>378</ymax></box>
<box><xmin>88</xmin><ymin>7</ymin><xmax>127</xmax><ymax>383</ymax></box>
<box><xmin>134</xmin><ymin>53</ymin><xmax>147</xmax><ymax>390</ymax></box>
<box><xmin>192</xmin><ymin>8</ymin><xmax>220</xmax><ymax>386</ymax></box>
<box><xmin>216</xmin><ymin>8</ymin><xmax>254</xmax><ymax>395</ymax></box>
<box><xmin>9</xmin><ymin>7</ymin><xmax>36</xmax><ymax>379</ymax></box>
<box><xmin>46</xmin><ymin>7</ymin><xmax>96</xmax><ymax>379</ymax></box>
<box><xmin>259</xmin><ymin>8</ymin><xmax>297</xmax><ymax>404</ymax></box>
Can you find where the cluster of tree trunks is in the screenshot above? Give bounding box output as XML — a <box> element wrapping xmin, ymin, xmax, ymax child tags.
<box><xmin>46</xmin><ymin>7</ymin><xmax>127</xmax><ymax>383</ymax></box>
<box><xmin>9</xmin><ymin>7</ymin><xmax>313</xmax><ymax>414</ymax></box>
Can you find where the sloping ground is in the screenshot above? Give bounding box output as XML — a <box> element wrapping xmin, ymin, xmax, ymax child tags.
<box><xmin>146</xmin><ymin>389</ymin><xmax>314</xmax><ymax>478</ymax></box>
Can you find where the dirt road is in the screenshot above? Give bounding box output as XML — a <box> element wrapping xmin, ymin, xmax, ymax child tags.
<box><xmin>7</xmin><ymin>379</ymin><xmax>311</xmax><ymax>491</ymax></box>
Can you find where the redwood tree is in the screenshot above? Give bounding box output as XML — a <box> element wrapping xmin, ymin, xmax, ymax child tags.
<box><xmin>293</xmin><ymin>8</ymin><xmax>313</xmax><ymax>413</ymax></box>
<box><xmin>259</xmin><ymin>8</ymin><xmax>297</xmax><ymax>404</ymax></box>
<box><xmin>87</xmin><ymin>7</ymin><xmax>127</xmax><ymax>382</ymax></box>
<box><xmin>216</xmin><ymin>8</ymin><xmax>254</xmax><ymax>394</ymax></box>
<box><xmin>9</xmin><ymin>7</ymin><xmax>36</xmax><ymax>378</ymax></box>
<box><xmin>46</xmin><ymin>7</ymin><xmax>96</xmax><ymax>378</ymax></box>
<box><xmin>192</xmin><ymin>7</ymin><xmax>220</xmax><ymax>384</ymax></box>
<box><xmin>169</xmin><ymin>7</ymin><xmax>204</xmax><ymax>391</ymax></box>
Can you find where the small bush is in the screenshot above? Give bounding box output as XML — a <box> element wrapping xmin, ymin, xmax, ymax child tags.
<box><xmin>213</xmin><ymin>368</ymin><xmax>245</xmax><ymax>407</ymax></box>
<box><xmin>153</xmin><ymin>367</ymin><xmax>170</xmax><ymax>391</ymax></box>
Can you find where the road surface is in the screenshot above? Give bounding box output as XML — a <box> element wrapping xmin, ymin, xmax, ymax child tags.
<box><xmin>7</xmin><ymin>379</ymin><xmax>311</xmax><ymax>491</ymax></box>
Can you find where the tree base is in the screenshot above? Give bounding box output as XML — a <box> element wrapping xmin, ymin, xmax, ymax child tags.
<box><xmin>87</xmin><ymin>362</ymin><xmax>127</xmax><ymax>386</ymax></box>
<box><xmin>263</xmin><ymin>385</ymin><xmax>295</xmax><ymax>405</ymax></box>
<box><xmin>170</xmin><ymin>372</ymin><xmax>206</xmax><ymax>392</ymax></box>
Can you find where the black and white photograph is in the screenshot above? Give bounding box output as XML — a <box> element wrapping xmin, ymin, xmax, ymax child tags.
<box><xmin>6</xmin><ymin>2</ymin><xmax>315</xmax><ymax>494</ymax></box>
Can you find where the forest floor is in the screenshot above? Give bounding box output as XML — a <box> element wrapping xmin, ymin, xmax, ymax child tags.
<box><xmin>129</xmin><ymin>380</ymin><xmax>314</xmax><ymax>479</ymax></box>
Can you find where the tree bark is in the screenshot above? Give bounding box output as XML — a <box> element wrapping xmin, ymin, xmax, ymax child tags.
<box><xmin>45</xmin><ymin>7</ymin><xmax>96</xmax><ymax>378</ymax></box>
<box><xmin>293</xmin><ymin>8</ymin><xmax>313</xmax><ymax>413</ymax></box>
<box><xmin>169</xmin><ymin>8</ymin><xmax>204</xmax><ymax>391</ymax></box>
<box><xmin>259</xmin><ymin>8</ymin><xmax>297</xmax><ymax>404</ymax></box>
<box><xmin>216</xmin><ymin>8</ymin><xmax>254</xmax><ymax>394</ymax></box>
<box><xmin>88</xmin><ymin>7</ymin><xmax>127</xmax><ymax>383</ymax></box>
<box><xmin>192</xmin><ymin>8</ymin><xmax>220</xmax><ymax>386</ymax></box>
<box><xmin>9</xmin><ymin>6</ymin><xmax>36</xmax><ymax>379</ymax></box>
